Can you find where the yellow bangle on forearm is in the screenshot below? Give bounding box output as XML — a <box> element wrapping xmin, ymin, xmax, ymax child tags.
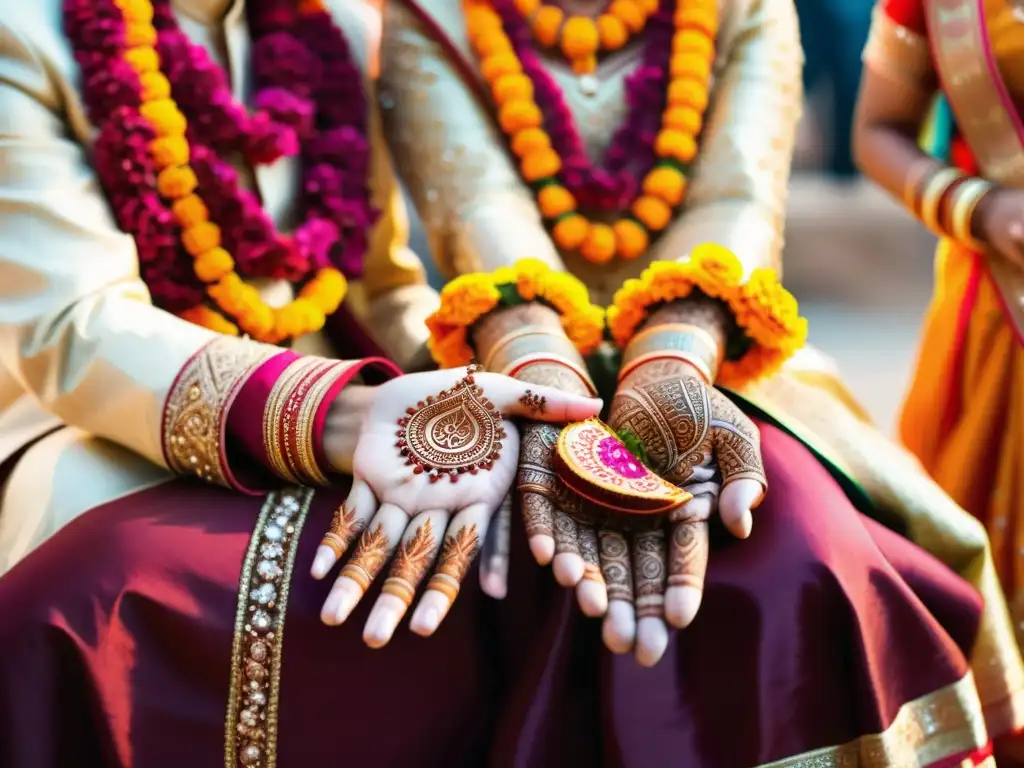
<box><xmin>918</xmin><ymin>168</ymin><xmax>964</xmax><ymax>235</ymax></box>
<box><xmin>950</xmin><ymin>177</ymin><xmax>994</xmax><ymax>250</ymax></box>
<box><xmin>480</xmin><ymin>325</ymin><xmax>580</xmax><ymax>373</ymax></box>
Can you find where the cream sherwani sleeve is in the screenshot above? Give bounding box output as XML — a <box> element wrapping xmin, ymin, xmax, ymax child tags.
<box><xmin>0</xmin><ymin>16</ymin><xmax>221</xmax><ymax>468</ymax></box>
<box><xmin>379</xmin><ymin>0</ymin><xmax>564</xmax><ymax>278</ymax></box>
<box><xmin>649</xmin><ymin>0</ymin><xmax>803</xmax><ymax>277</ymax></box>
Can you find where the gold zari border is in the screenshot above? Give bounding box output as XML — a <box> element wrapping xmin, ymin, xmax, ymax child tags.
<box><xmin>759</xmin><ymin>671</ymin><xmax>988</xmax><ymax>767</ymax></box>
<box><xmin>163</xmin><ymin>337</ymin><xmax>277</xmax><ymax>487</ymax></box>
<box><xmin>224</xmin><ymin>487</ymin><xmax>314</xmax><ymax>768</ymax></box>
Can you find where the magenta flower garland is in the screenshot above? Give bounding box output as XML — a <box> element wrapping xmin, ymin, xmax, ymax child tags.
<box><xmin>64</xmin><ymin>0</ymin><xmax>376</xmax><ymax>319</ymax></box>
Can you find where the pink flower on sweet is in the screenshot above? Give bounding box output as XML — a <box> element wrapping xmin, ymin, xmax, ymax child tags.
<box><xmin>597</xmin><ymin>436</ymin><xmax>647</xmax><ymax>479</ymax></box>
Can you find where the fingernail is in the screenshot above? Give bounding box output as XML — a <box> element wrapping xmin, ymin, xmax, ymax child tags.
<box><xmin>311</xmin><ymin>548</ymin><xmax>333</xmax><ymax>580</ymax></box>
<box><xmin>665</xmin><ymin>586</ymin><xmax>703</xmax><ymax>628</ymax></box>
<box><xmin>553</xmin><ymin>553</ymin><xmax>584</xmax><ymax>586</ymax></box>
<box><xmin>333</xmin><ymin>589</ymin><xmax>360</xmax><ymax>625</ymax></box>
<box><xmin>411</xmin><ymin>607</ymin><xmax>440</xmax><ymax>636</ymax></box>
<box><xmin>363</xmin><ymin>604</ymin><xmax>401</xmax><ymax>649</ymax></box>
<box><xmin>529</xmin><ymin>536</ymin><xmax>555</xmax><ymax>565</ymax></box>
<box><xmin>635</xmin><ymin>618</ymin><xmax>669</xmax><ymax>668</ymax></box>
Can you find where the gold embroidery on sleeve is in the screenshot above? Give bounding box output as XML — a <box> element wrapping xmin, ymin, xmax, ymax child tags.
<box><xmin>162</xmin><ymin>337</ymin><xmax>277</xmax><ymax>487</ymax></box>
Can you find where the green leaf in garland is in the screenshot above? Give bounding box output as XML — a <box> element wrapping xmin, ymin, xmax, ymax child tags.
<box><xmin>497</xmin><ymin>282</ymin><xmax>524</xmax><ymax>307</ymax></box>
<box><xmin>615</xmin><ymin>429</ymin><xmax>652</xmax><ymax>470</ymax></box>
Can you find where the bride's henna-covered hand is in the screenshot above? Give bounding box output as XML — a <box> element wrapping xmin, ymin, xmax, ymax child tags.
<box><xmin>605</xmin><ymin>297</ymin><xmax>766</xmax><ymax>661</ymax></box>
<box><xmin>473</xmin><ymin>303</ymin><xmax>610</xmax><ymax>618</ymax></box>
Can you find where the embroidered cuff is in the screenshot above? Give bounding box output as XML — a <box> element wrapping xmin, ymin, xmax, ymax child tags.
<box><xmin>161</xmin><ymin>336</ymin><xmax>281</xmax><ymax>492</ymax></box>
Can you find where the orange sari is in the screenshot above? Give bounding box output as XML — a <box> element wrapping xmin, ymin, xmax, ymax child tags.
<box><xmin>875</xmin><ymin>0</ymin><xmax>1024</xmax><ymax>625</ymax></box>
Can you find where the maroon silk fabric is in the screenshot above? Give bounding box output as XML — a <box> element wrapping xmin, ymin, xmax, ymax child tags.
<box><xmin>0</xmin><ymin>421</ymin><xmax>982</xmax><ymax>767</ymax></box>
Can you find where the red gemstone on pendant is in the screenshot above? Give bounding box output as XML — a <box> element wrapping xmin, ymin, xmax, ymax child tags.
<box><xmin>406</xmin><ymin>407</ymin><xmax>415</xmax><ymax>415</ymax></box>
<box><xmin>413</xmin><ymin>466</ymin><xmax>423</xmax><ymax>474</ymax></box>
<box><xmin>429</xmin><ymin>474</ymin><xmax>440</xmax><ymax>483</ymax></box>
<box><xmin>449</xmin><ymin>474</ymin><xmax>458</xmax><ymax>483</ymax></box>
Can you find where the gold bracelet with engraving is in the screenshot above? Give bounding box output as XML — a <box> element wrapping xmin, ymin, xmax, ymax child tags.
<box><xmin>620</xmin><ymin>323</ymin><xmax>722</xmax><ymax>384</ymax></box>
<box><xmin>950</xmin><ymin>177</ymin><xmax>994</xmax><ymax>250</ymax></box>
<box><xmin>263</xmin><ymin>357</ymin><xmax>331</xmax><ymax>484</ymax></box>
<box><xmin>919</xmin><ymin>168</ymin><xmax>964</xmax><ymax>236</ymax></box>
<box><xmin>279</xmin><ymin>360</ymin><xmax>338</xmax><ymax>486</ymax></box>
<box><xmin>288</xmin><ymin>361</ymin><xmax>359</xmax><ymax>486</ymax></box>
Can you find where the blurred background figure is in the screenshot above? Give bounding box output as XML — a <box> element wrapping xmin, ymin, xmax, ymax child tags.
<box><xmin>362</xmin><ymin>0</ymin><xmax>935</xmax><ymax>437</ymax></box>
<box><xmin>795</xmin><ymin>0</ymin><xmax>872</xmax><ymax>180</ymax></box>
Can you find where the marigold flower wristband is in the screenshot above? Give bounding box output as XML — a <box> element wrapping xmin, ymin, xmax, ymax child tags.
<box><xmin>607</xmin><ymin>243</ymin><xmax>808</xmax><ymax>389</ymax></box>
<box><xmin>425</xmin><ymin>258</ymin><xmax>605</xmax><ymax>369</ymax></box>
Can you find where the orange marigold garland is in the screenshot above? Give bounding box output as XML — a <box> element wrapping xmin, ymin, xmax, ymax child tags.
<box><xmin>607</xmin><ymin>244</ymin><xmax>808</xmax><ymax>388</ymax></box>
<box><xmin>466</xmin><ymin>0</ymin><xmax>717</xmax><ymax>264</ymax></box>
<box><xmin>513</xmin><ymin>0</ymin><xmax>660</xmax><ymax>74</ymax></box>
<box><xmin>426</xmin><ymin>259</ymin><xmax>605</xmax><ymax>369</ymax></box>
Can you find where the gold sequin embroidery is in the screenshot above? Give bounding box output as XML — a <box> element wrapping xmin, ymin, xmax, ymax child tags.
<box><xmin>162</xmin><ymin>337</ymin><xmax>277</xmax><ymax>488</ymax></box>
<box><xmin>759</xmin><ymin>672</ymin><xmax>986</xmax><ymax>767</ymax></box>
<box><xmin>225</xmin><ymin>487</ymin><xmax>313</xmax><ymax>768</ymax></box>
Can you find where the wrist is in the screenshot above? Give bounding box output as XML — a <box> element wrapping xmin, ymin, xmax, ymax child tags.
<box><xmin>619</xmin><ymin>356</ymin><xmax>708</xmax><ymax>389</ymax></box>
<box><xmin>472</xmin><ymin>302</ymin><xmax>563</xmax><ymax>362</ymax></box>
<box><xmin>323</xmin><ymin>384</ymin><xmax>376</xmax><ymax>475</ymax></box>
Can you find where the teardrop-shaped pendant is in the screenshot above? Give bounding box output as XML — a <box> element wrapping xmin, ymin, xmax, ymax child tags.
<box><xmin>396</xmin><ymin>367</ymin><xmax>506</xmax><ymax>482</ymax></box>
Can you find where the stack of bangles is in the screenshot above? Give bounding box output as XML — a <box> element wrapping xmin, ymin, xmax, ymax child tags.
<box><xmin>618</xmin><ymin>322</ymin><xmax>722</xmax><ymax>385</ymax></box>
<box><xmin>904</xmin><ymin>163</ymin><xmax>994</xmax><ymax>249</ymax></box>
<box><xmin>481</xmin><ymin>324</ymin><xmax>598</xmax><ymax>396</ymax></box>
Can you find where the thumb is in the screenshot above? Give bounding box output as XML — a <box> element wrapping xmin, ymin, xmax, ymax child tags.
<box><xmin>718</xmin><ymin>478</ymin><xmax>763</xmax><ymax>539</ymax></box>
<box><xmin>481</xmin><ymin>373</ymin><xmax>602</xmax><ymax>423</ymax></box>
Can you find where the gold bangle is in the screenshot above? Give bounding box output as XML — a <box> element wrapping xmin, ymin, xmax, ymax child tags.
<box><xmin>621</xmin><ymin>322</ymin><xmax>723</xmax><ymax>383</ymax></box>
<box><xmin>950</xmin><ymin>178</ymin><xmax>994</xmax><ymax>249</ymax></box>
<box><xmin>503</xmin><ymin>353</ymin><xmax>597</xmax><ymax>396</ymax></box>
<box><xmin>903</xmin><ymin>158</ymin><xmax>940</xmax><ymax>212</ymax></box>
<box><xmin>263</xmin><ymin>358</ymin><xmax>317</xmax><ymax>483</ymax></box>
<box><xmin>919</xmin><ymin>168</ymin><xmax>964</xmax><ymax>235</ymax></box>
<box><xmin>480</xmin><ymin>326</ymin><xmax>575</xmax><ymax>372</ymax></box>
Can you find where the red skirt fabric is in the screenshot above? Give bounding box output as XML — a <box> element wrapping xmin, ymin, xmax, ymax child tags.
<box><xmin>0</xmin><ymin>420</ymin><xmax>987</xmax><ymax>767</ymax></box>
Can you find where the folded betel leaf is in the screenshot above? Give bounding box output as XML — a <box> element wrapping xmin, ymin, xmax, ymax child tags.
<box><xmin>554</xmin><ymin>419</ymin><xmax>692</xmax><ymax>515</ymax></box>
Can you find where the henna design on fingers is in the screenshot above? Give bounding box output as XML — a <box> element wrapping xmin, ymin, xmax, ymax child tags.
<box><xmin>599</xmin><ymin>530</ymin><xmax>634</xmax><ymax>602</ymax></box>
<box><xmin>382</xmin><ymin>520</ymin><xmax>439</xmax><ymax>607</ymax></box>
<box><xmin>427</xmin><ymin>525</ymin><xmax>481</xmax><ymax>603</ymax></box>
<box><xmin>667</xmin><ymin>517</ymin><xmax>710</xmax><ymax>591</ymax></box>
<box><xmin>707</xmin><ymin>388</ymin><xmax>767</xmax><ymax>488</ymax></box>
<box><xmin>553</xmin><ymin>511</ymin><xmax>580</xmax><ymax>555</ymax></box>
<box><xmin>397</xmin><ymin>366</ymin><xmax>506</xmax><ymax>483</ymax></box>
<box><xmin>521</xmin><ymin>492</ymin><xmax>556</xmax><ymax>539</ymax></box>
<box><xmin>632</xmin><ymin>530</ymin><xmax>667</xmax><ymax>619</ymax></box>
<box><xmin>578</xmin><ymin>525</ymin><xmax>604</xmax><ymax>584</ymax></box>
<box><xmin>321</xmin><ymin>503</ymin><xmax>365</xmax><ymax>559</ymax></box>
<box><xmin>517</xmin><ymin>422</ymin><xmax>561</xmax><ymax>496</ymax></box>
<box><xmin>340</xmin><ymin>523</ymin><xmax>391</xmax><ymax>593</ymax></box>
<box><xmin>518</xmin><ymin>389</ymin><xmax>547</xmax><ymax>415</ymax></box>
